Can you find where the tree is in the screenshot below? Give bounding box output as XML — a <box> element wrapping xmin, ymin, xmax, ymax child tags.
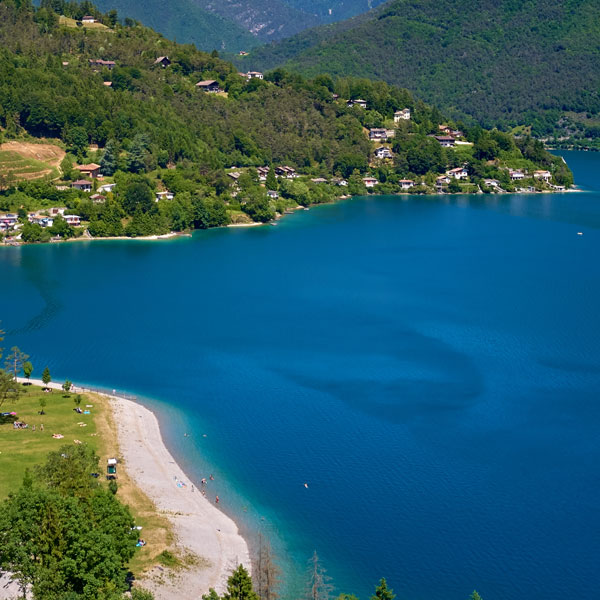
<box><xmin>469</xmin><ymin>592</ymin><xmax>483</xmax><ymax>600</ymax></box>
<box><xmin>49</xmin><ymin>214</ymin><xmax>74</xmax><ymax>238</ymax></box>
<box><xmin>4</xmin><ymin>346</ymin><xmax>29</xmax><ymax>379</ymax></box>
<box><xmin>23</xmin><ymin>361</ymin><xmax>33</xmax><ymax>381</ymax></box>
<box><xmin>128</xmin><ymin>134</ymin><xmax>150</xmax><ymax>173</ymax></box>
<box><xmin>202</xmin><ymin>590</ymin><xmax>222</xmax><ymax>600</ymax></box>
<box><xmin>254</xmin><ymin>533</ymin><xmax>280</xmax><ymax>600</ymax></box>
<box><xmin>0</xmin><ymin>447</ymin><xmax>138</xmax><ymax>599</ymax></box>
<box><xmin>306</xmin><ymin>551</ymin><xmax>333</xmax><ymax>600</ymax></box>
<box><xmin>222</xmin><ymin>565</ymin><xmax>259</xmax><ymax>600</ymax></box>
<box><xmin>62</xmin><ymin>380</ymin><xmax>72</xmax><ymax>394</ymax></box>
<box><xmin>42</xmin><ymin>366</ymin><xmax>51</xmax><ymax>386</ymax></box>
<box><xmin>100</xmin><ymin>139</ymin><xmax>119</xmax><ymax>176</ymax></box>
<box><xmin>371</xmin><ymin>579</ymin><xmax>395</xmax><ymax>600</ymax></box>
<box><xmin>266</xmin><ymin>168</ymin><xmax>278</xmax><ymax>191</ymax></box>
<box><xmin>448</xmin><ymin>178</ymin><xmax>461</xmax><ymax>193</ymax></box>
<box><xmin>0</xmin><ymin>370</ymin><xmax>20</xmax><ymax>409</ymax></box>
<box><xmin>38</xmin><ymin>396</ymin><xmax>46</xmax><ymax>414</ymax></box>
<box><xmin>74</xmin><ymin>394</ymin><xmax>83</xmax><ymax>407</ymax></box>
<box><xmin>122</xmin><ymin>180</ymin><xmax>154</xmax><ymax>215</ymax></box>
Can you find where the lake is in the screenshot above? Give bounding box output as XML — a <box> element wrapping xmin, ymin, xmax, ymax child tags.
<box><xmin>1</xmin><ymin>151</ymin><xmax>599</xmax><ymax>600</ymax></box>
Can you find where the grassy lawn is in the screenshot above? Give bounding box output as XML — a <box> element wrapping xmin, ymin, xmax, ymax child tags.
<box><xmin>0</xmin><ymin>384</ymin><xmax>100</xmax><ymax>497</ymax></box>
<box><xmin>0</xmin><ymin>383</ymin><xmax>174</xmax><ymax>576</ymax></box>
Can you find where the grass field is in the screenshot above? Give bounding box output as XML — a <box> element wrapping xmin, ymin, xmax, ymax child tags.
<box><xmin>0</xmin><ymin>383</ymin><xmax>174</xmax><ymax>575</ymax></box>
<box><xmin>0</xmin><ymin>141</ymin><xmax>64</xmax><ymax>182</ymax></box>
<box><xmin>59</xmin><ymin>15</ymin><xmax>112</xmax><ymax>31</ymax></box>
<box><xmin>0</xmin><ymin>384</ymin><xmax>100</xmax><ymax>497</ymax></box>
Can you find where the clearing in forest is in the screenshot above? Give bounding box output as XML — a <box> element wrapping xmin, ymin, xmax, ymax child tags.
<box><xmin>0</xmin><ymin>140</ymin><xmax>65</xmax><ymax>182</ymax></box>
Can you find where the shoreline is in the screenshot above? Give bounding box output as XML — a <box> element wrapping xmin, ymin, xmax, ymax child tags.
<box><xmin>1</xmin><ymin>187</ymin><xmax>580</xmax><ymax>248</ymax></box>
<box><xmin>16</xmin><ymin>378</ymin><xmax>251</xmax><ymax>599</ymax></box>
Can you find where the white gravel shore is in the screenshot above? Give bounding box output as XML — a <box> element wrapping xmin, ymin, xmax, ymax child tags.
<box><xmin>13</xmin><ymin>378</ymin><xmax>251</xmax><ymax>600</ymax></box>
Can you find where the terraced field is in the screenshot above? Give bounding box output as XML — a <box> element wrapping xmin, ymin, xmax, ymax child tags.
<box><xmin>0</xmin><ymin>141</ymin><xmax>65</xmax><ymax>183</ymax></box>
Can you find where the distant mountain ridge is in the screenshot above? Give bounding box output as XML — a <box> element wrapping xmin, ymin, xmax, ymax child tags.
<box><xmin>246</xmin><ymin>0</ymin><xmax>600</xmax><ymax>134</ymax></box>
<box><xmin>94</xmin><ymin>0</ymin><xmax>387</xmax><ymax>52</ymax></box>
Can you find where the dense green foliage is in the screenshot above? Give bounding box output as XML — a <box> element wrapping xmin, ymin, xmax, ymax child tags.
<box><xmin>0</xmin><ymin>445</ymin><xmax>139</xmax><ymax>599</ymax></box>
<box><xmin>246</xmin><ymin>0</ymin><xmax>600</xmax><ymax>136</ymax></box>
<box><xmin>0</xmin><ymin>0</ymin><xmax>572</xmax><ymax>241</ymax></box>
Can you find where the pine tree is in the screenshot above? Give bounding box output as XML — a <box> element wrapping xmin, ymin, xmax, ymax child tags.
<box><xmin>100</xmin><ymin>139</ymin><xmax>119</xmax><ymax>176</ymax></box>
<box><xmin>371</xmin><ymin>578</ymin><xmax>395</xmax><ymax>600</ymax></box>
<box><xmin>222</xmin><ymin>564</ymin><xmax>259</xmax><ymax>600</ymax></box>
<box><xmin>266</xmin><ymin>168</ymin><xmax>277</xmax><ymax>191</ymax></box>
<box><xmin>42</xmin><ymin>366</ymin><xmax>51</xmax><ymax>386</ymax></box>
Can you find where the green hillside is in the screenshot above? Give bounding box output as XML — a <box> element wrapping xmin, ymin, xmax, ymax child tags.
<box><xmin>0</xmin><ymin>0</ymin><xmax>570</xmax><ymax>243</ymax></box>
<box><xmin>246</xmin><ymin>0</ymin><xmax>600</xmax><ymax>136</ymax></box>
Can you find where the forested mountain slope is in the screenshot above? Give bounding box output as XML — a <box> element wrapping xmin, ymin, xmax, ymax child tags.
<box><xmin>246</xmin><ymin>0</ymin><xmax>600</xmax><ymax>134</ymax></box>
<box><xmin>93</xmin><ymin>0</ymin><xmax>259</xmax><ymax>52</ymax></box>
<box><xmin>93</xmin><ymin>0</ymin><xmax>387</xmax><ymax>51</ymax></box>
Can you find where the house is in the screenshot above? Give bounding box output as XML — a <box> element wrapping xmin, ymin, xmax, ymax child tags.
<box><xmin>89</xmin><ymin>59</ymin><xmax>115</xmax><ymax>70</ymax></box>
<box><xmin>363</xmin><ymin>176</ymin><xmax>379</xmax><ymax>188</ymax></box>
<box><xmin>238</xmin><ymin>51</ymin><xmax>249</xmax><ymax>56</ymax></box>
<box><xmin>332</xmin><ymin>93</ymin><xmax>339</xmax><ymax>100</ymax></box>
<box><xmin>374</xmin><ymin>146</ymin><xmax>393</xmax><ymax>159</ymax></box>
<box><xmin>103</xmin><ymin>81</ymin><xmax>112</xmax><ymax>87</ymax></box>
<box><xmin>310</xmin><ymin>178</ymin><xmax>328</xmax><ymax>184</ymax></box>
<box><xmin>38</xmin><ymin>217</ymin><xmax>54</xmax><ymax>228</ymax></box>
<box><xmin>446</xmin><ymin>167</ymin><xmax>469</xmax><ymax>180</ymax></box>
<box><xmin>75</xmin><ymin>163</ymin><xmax>101</xmax><ymax>179</ymax></box>
<box><xmin>155</xmin><ymin>191</ymin><xmax>174</xmax><ymax>201</ymax></box>
<box><xmin>50</xmin><ymin>208</ymin><xmax>66</xmax><ymax>216</ymax></box>
<box><xmin>483</xmin><ymin>179</ymin><xmax>500</xmax><ymax>188</ymax></box>
<box><xmin>275</xmin><ymin>166</ymin><xmax>298</xmax><ymax>179</ymax></box>
<box><xmin>398</xmin><ymin>179</ymin><xmax>414</xmax><ymax>190</ymax></box>
<box><xmin>257</xmin><ymin>166</ymin><xmax>270</xmax><ymax>181</ymax></box>
<box><xmin>81</xmin><ymin>16</ymin><xmax>96</xmax><ymax>23</ymax></box>
<box><xmin>90</xmin><ymin>194</ymin><xmax>106</xmax><ymax>204</ymax></box>
<box><xmin>246</xmin><ymin>71</ymin><xmax>263</xmax><ymax>80</ymax></box>
<box><xmin>64</xmin><ymin>215</ymin><xmax>81</xmax><ymax>226</ymax></box>
<box><xmin>0</xmin><ymin>214</ymin><xmax>18</xmax><ymax>232</ymax></box>
<box><xmin>436</xmin><ymin>175</ymin><xmax>451</xmax><ymax>185</ymax></box>
<box><xmin>227</xmin><ymin>171</ymin><xmax>241</xmax><ymax>181</ymax></box>
<box><xmin>394</xmin><ymin>108</ymin><xmax>411</xmax><ymax>122</ymax></box>
<box><xmin>369</xmin><ymin>128</ymin><xmax>395</xmax><ymax>142</ymax></box>
<box><xmin>154</xmin><ymin>56</ymin><xmax>171</xmax><ymax>68</ymax></box>
<box><xmin>267</xmin><ymin>190</ymin><xmax>279</xmax><ymax>199</ymax></box>
<box><xmin>347</xmin><ymin>99</ymin><xmax>367</xmax><ymax>109</ymax></box>
<box><xmin>509</xmin><ymin>169</ymin><xmax>525</xmax><ymax>181</ymax></box>
<box><xmin>71</xmin><ymin>180</ymin><xmax>92</xmax><ymax>192</ymax></box>
<box><xmin>533</xmin><ymin>170</ymin><xmax>552</xmax><ymax>182</ymax></box>
<box><xmin>195</xmin><ymin>80</ymin><xmax>221</xmax><ymax>93</ymax></box>
<box><xmin>332</xmin><ymin>178</ymin><xmax>348</xmax><ymax>187</ymax></box>
<box><xmin>98</xmin><ymin>183</ymin><xmax>116</xmax><ymax>194</ymax></box>
<box><xmin>435</xmin><ymin>136</ymin><xmax>456</xmax><ymax>148</ymax></box>
<box><xmin>438</xmin><ymin>125</ymin><xmax>452</xmax><ymax>134</ymax></box>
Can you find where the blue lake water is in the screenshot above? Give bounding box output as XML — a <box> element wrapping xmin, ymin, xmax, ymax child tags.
<box><xmin>1</xmin><ymin>150</ymin><xmax>599</xmax><ymax>600</ymax></box>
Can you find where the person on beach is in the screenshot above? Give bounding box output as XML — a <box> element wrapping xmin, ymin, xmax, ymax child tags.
<box><xmin>201</xmin><ymin>478</ymin><xmax>207</xmax><ymax>485</ymax></box>
<box><xmin>210</xmin><ymin>474</ymin><xmax>214</xmax><ymax>481</ymax></box>
<box><xmin>215</xmin><ymin>495</ymin><xmax>219</xmax><ymax>504</ymax></box>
